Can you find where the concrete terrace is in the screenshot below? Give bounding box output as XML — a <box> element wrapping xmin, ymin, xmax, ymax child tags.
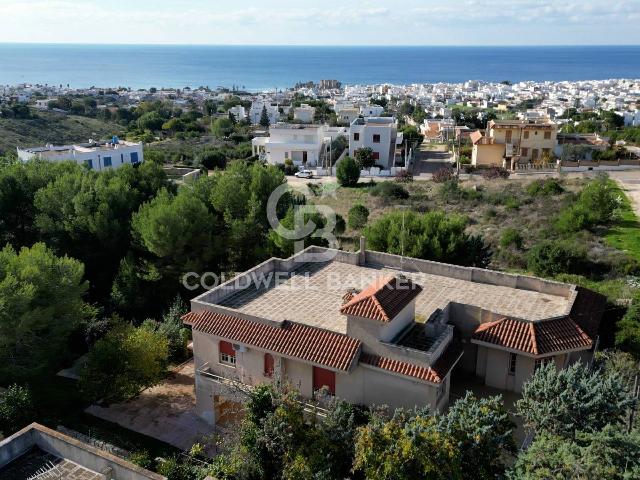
<box><xmin>213</xmin><ymin>250</ymin><xmax>572</xmax><ymax>334</ymax></box>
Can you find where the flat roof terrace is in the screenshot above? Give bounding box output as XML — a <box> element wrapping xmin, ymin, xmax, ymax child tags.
<box><xmin>216</xmin><ymin>258</ymin><xmax>572</xmax><ymax>334</ymax></box>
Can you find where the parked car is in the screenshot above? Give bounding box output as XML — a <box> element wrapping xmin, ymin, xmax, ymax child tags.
<box><xmin>295</xmin><ymin>169</ymin><xmax>313</xmax><ymax>178</ymax></box>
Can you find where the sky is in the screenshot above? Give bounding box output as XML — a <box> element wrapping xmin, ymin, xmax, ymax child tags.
<box><xmin>1</xmin><ymin>0</ymin><xmax>639</xmax><ymax>46</ymax></box>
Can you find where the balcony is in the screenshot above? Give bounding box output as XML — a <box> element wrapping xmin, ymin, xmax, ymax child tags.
<box><xmin>196</xmin><ymin>362</ymin><xmax>330</xmax><ymax>418</ymax></box>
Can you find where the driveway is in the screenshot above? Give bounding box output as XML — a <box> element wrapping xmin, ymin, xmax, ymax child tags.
<box><xmin>413</xmin><ymin>143</ymin><xmax>454</xmax><ymax>178</ymax></box>
<box><xmin>86</xmin><ymin>361</ymin><xmax>215</xmax><ymax>453</ymax></box>
<box><xmin>610</xmin><ymin>170</ymin><xmax>640</xmax><ymax>218</ymax></box>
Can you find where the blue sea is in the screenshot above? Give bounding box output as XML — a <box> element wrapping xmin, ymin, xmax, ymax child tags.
<box><xmin>0</xmin><ymin>44</ymin><xmax>638</xmax><ymax>90</ymax></box>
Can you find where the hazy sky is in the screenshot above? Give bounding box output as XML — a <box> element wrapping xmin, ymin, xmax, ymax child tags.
<box><xmin>1</xmin><ymin>0</ymin><xmax>639</xmax><ymax>46</ymax></box>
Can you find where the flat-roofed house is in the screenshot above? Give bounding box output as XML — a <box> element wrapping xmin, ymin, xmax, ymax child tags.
<box><xmin>251</xmin><ymin>123</ymin><xmax>331</xmax><ymax>166</ymax></box>
<box><xmin>17</xmin><ymin>139</ymin><xmax>143</xmax><ymax>171</ymax></box>
<box><xmin>349</xmin><ymin>117</ymin><xmax>400</xmax><ymax>170</ymax></box>
<box><xmin>488</xmin><ymin>119</ymin><xmax>558</xmax><ymax>167</ymax></box>
<box><xmin>184</xmin><ymin>240</ymin><xmax>604</xmax><ymax>426</ymax></box>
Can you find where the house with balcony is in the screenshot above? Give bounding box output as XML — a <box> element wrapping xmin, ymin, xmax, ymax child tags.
<box><xmin>349</xmin><ymin>117</ymin><xmax>400</xmax><ymax>170</ymax></box>
<box><xmin>183</xmin><ymin>240</ymin><xmax>604</xmax><ymax>426</ymax></box>
<box><xmin>251</xmin><ymin>123</ymin><xmax>332</xmax><ymax>166</ymax></box>
<box><xmin>293</xmin><ymin>104</ymin><xmax>316</xmax><ymax>123</ymax></box>
<box><xmin>472</xmin><ymin>119</ymin><xmax>558</xmax><ymax>168</ymax></box>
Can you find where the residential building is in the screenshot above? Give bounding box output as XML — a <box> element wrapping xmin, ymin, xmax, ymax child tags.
<box><xmin>349</xmin><ymin>117</ymin><xmax>400</xmax><ymax>169</ymax></box>
<box><xmin>360</xmin><ymin>105</ymin><xmax>385</xmax><ymax>117</ymax></box>
<box><xmin>334</xmin><ymin>106</ymin><xmax>360</xmax><ymax>126</ymax></box>
<box><xmin>293</xmin><ymin>104</ymin><xmax>316</xmax><ymax>123</ymax></box>
<box><xmin>183</xmin><ymin>241</ymin><xmax>604</xmax><ymax>426</ymax></box>
<box><xmin>228</xmin><ymin>105</ymin><xmax>247</xmax><ymax>122</ymax></box>
<box><xmin>251</xmin><ymin>123</ymin><xmax>332</xmax><ymax>166</ymax></box>
<box><xmin>0</xmin><ymin>423</ymin><xmax>165</xmax><ymax>480</ymax></box>
<box><xmin>17</xmin><ymin>139</ymin><xmax>143</xmax><ymax>171</ymax></box>
<box><xmin>471</xmin><ymin>120</ymin><xmax>558</xmax><ymax>167</ymax></box>
<box><xmin>319</xmin><ymin>79</ymin><xmax>341</xmax><ymax>90</ymax></box>
<box><xmin>249</xmin><ymin>98</ymin><xmax>280</xmax><ymax>125</ymax></box>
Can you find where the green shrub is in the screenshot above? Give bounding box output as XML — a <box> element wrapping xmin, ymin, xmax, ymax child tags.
<box><xmin>336</xmin><ymin>156</ymin><xmax>360</xmax><ymax>187</ymax></box>
<box><xmin>527</xmin><ymin>240</ymin><xmax>587</xmax><ymax>277</ymax></box>
<box><xmin>616</xmin><ymin>295</ymin><xmax>640</xmax><ymax>359</ymax></box>
<box><xmin>348</xmin><ymin>204</ymin><xmax>370</xmax><ymax>229</ymax></box>
<box><xmin>527</xmin><ymin>178</ymin><xmax>564</xmax><ymax>196</ymax></box>
<box><xmin>334</xmin><ymin>214</ymin><xmax>346</xmax><ymax>236</ymax></box>
<box><xmin>0</xmin><ymin>384</ymin><xmax>35</xmax><ymax>434</ymax></box>
<box><xmin>370</xmin><ymin>182</ymin><xmax>409</xmax><ymax>200</ymax></box>
<box><xmin>129</xmin><ymin>450</ymin><xmax>154</xmax><ymax>470</ymax></box>
<box><xmin>500</xmin><ymin>228</ymin><xmax>523</xmax><ymax>249</ymax></box>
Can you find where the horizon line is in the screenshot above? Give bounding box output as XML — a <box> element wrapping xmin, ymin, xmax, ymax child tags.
<box><xmin>1</xmin><ymin>42</ymin><xmax>639</xmax><ymax>48</ymax></box>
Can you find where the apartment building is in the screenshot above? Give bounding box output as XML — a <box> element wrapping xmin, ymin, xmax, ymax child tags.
<box><xmin>17</xmin><ymin>139</ymin><xmax>143</xmax><ymax>171</ymax></box>
<box><xmin>334</xmin><ymin>106</ymin><xmax>360</xmax><ymax>126</ymax></box>
<box><xmin>228</xmin><ymin>105</ymin><xmax>247</xmax><ymax>122</ymax></box>
<box><xmin>490</xmin><ymin>119</ymin><xmax>558</xmax><ymax>166</ymax></box>
<box><xmin>251</xmin><ymin>123</ymin><xmax>331</xmax><ymax>166</ymax></box>
<box><xmin>249</xmin><ymin>98</ymin><xmax>280</xmax><ymax>125</ymax></box>
<box><xmin>349</xmin><ymin>117</ymin><xmax>400</xmax><ymax>169</ymax></box>
<box><xmin>360</xmin><ymin>105</ymin><xmax>385</xmax><ymax>117</ymax></box>
<box><xmin>183</xmin><ymin>241</ymin><xmax>604</xmax><ymax>426</ymax></box>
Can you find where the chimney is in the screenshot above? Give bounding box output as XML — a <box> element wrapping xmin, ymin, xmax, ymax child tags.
<box><xmin>358</xmin><ymin>236</ymin><xmax>366</xmax><ymax>265</ymax></box>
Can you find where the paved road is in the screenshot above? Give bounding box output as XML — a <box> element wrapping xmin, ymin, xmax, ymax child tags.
<box><xmin>413</xmin><ymin>143</ymin><xmax>454</xmax><ymax>178</ymax></box>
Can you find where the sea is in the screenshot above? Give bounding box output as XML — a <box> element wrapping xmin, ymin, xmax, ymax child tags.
<box><xmin>0</xmin><ymin>44</ymin><xmax>639</xmax><ymax>91</ymax></box>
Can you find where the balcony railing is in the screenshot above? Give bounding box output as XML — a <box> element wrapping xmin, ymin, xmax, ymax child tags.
<box><xmin>196</xmin><ymin>362</ymin><xmax>329</xmax><ymax>418</ymax></box>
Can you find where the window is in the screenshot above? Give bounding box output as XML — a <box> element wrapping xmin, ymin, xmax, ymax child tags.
<box><xmin>103</xmin><ymin>156</ymin><xmax>112</xmax><ymax>168</ymax></box>
<box><xmin>372</xmin><ymin>134</ymin><xmax>381</xmax><ymax>143</ymax></box>
<box><xmin>313</xmin><ymin>366</ymin><xmax>335</xmax><ymax>396</ymax></box>
<box><xmin>521</xmin><ymin>147</ymin><xmax>529</xmax><ymax>157</ymax></box>
<box><xmin>535</xmin><ymin>357</ymin><xmax>554</xmax><ymax>371</ymax></box>
<box><xmin>219</xmin><ymin>341</ymin><xmax>236</xmax><ymax>367</ymax></box>
<box><xmin>85</xmin><ymin>159</ymin><xmax>93</xmax><ymax>170</ymax></box>
<box><xmin>130</xmin><ymin>152</ymin><xmax>139</xmax><ymax>164</ymax></box>
<box><xmin>264</xmin><ymin>353</ymin><xmax>274</xmax><ymax>377</ymax></box>
<box><xmin>353</xmin><ymin>132</ymin><xmax>360</xmax><ymax>141</ymax></box>
<box><xmin>284</xmin><ymin>151</ymin><xmax>289</xmax><ymax>160</ymax></box>
<box><xmin>505</xmin><ymin>130</ymin><xmax>512</xmax><ymax>143</ymax></box>
<box><xmin>372</xmin><ymin>152</ymin><xmax>380</xmax><ymax>160</ymax></box>
<box><xmin>508</xmin><ymin>353</ymin><xmax>517</xmax><ymax>376</ymax></box>
<box><xmin>523</xmin><ymin>131</ymin><xmax>530</xmax><ymax>140</ymax></box>
<box><xmin>544</xmin><ymin>130</ymin><xmax>551</xmax><ymax>139</ymax></box>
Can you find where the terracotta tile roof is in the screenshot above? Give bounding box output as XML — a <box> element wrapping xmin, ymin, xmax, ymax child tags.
<box><xmin>182</xmin><ymin>310</ymin><xmax>361</xmax><ymax>371</ymax></box>
<box><xmin>472</xmin><ymin>316</ymin><xmax>592</xmax><ymax>356</ymax></box>
<box><xmin>359</xmin><ymin>343</ymin><xmax>463</xmax><ymax>384</ymax></box>
<box><xmin>339</xmin><ymin>275</ymin><xmax>423</xmax><ymax>322</ymax></box>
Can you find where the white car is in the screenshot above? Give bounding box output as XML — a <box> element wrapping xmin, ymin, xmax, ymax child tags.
<box><xmin>295</xmin><ymin>169</ymin><xmax>313</xmax><ymax>179</ymax></box>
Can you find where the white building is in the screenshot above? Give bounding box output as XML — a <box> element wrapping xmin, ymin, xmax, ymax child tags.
<box><xmin>349</xmin><ymin>117</ymin><xmax>399</xmax><ymax>169</ymax></box>
<box><xmin>360</xmin><ymin>105</ymin><xmax>385</xmax><ymax>117</ymax></box>
<box><xmin>17</xmin><ymin>139</ymin><xmax>143</xmax><ymax>171</ymax></box>
<box><xmin>251</xmin><ymin>123</ymin><xmax>334</xmax><ymax>166</ymax></box>
<box><xmin>293</xmin><ymin>104</ymin><xmax>316</xmax><ymax>123</ymax></box>
<box><xmin>249</xmin><ymin>99</ymin><xmax>280</xmax><ymax>125</ymax></box>
<box><xmin>228</xmin><ymin>105</ymin><xmax>247</xmax><ymax>122</ymax></box>
<box><xmin>334</xmin><ymin>106</ymin><xmax>360</xmax><ymax>126</ymax></box>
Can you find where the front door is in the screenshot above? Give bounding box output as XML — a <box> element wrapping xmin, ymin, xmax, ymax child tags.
<box><xmin>303</xmin><ymin>151</ymin><xmax>308</xmax><ymax>164</ymax></box>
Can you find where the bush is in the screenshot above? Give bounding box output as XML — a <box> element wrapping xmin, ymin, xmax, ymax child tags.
<box><xmin>395</xmin><ymin>170</ymin><xmax>413</xmax><ymax>183</ymax></box>
<box><xmin>500</xmin><ymin>228</ymin><xmax>523</xmax><ymax>249</ymax></box>
<box><xmin>527</xmin><ymin>240</ymin><xmax>587</xmax><ymax>277</ymax></box>
<box><xmin>527</xmin><ymin>178</ymin><xmax>564</xmax><ymax>196</ymax></box>
<box><xmin>364</xmin><ymin>210</ymin><xmax>491</xmax><ymax>267</ymax></box>
<box><xmin>334</xmin><ymin>214</ymin><xmax>346</xmax><ymax>236</ymax></box>
<box><xmin>348</xmin><ymin>204</ymin><xmax>370</xmax><ymax>229</ymax></box>
<box><xmin>354</xmin><ymin>147</ymin><xmax>375</xmax><ymax>169</ymax></box>
<box><xmin>616</xmin><ymin>295</ymin><xmax>640</xmax><ymax>359</ymax></box>
<box><xmin>432</xmin><ymin>167</ymin><xmax>456</xmax><ymax>183</ymax></box>
<box><xmin>283</xmin><ymin>158</ymin><xmax>298</xmax><ymax>176</ymax></box>
<box><xmin>555</xmin><ymin>176</ymin><xmax>619</xmax><ymax>233</ymax></box>
<box><xmin>336</xmin><ymin>156</ymin><xmax>360</xmax><ymax>187</ymax></box>
<box><xmin>481</xmin><ymin>167</ymin><xmax>510</xmax><ymax>180</ymax></box>
<box><xmin>370</xmin><ymin>182</ymin><xmax>409</xmax><ymax>200</ymax></box>
<box><xmin>79</xmin><ymin>324</ymin><xmax>169</xmax><ymax>403</ymax></box>
<box><xmin>0</xmin><ymin>384</ymin><xmax>35</xmax><ymax>434</ymax></box>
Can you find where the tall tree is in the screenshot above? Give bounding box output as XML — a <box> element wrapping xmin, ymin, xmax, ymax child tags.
<box><xmin>0</xmin><ymin>243</ymin><xmax>94</xmax><ymax>382</ymax></box>
<box><xmin>259</xmin><ymin>105</ymin><xmax>270</xmax><ymax>128</ymax></box>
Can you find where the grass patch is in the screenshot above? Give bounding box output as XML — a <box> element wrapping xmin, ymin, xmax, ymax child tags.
<box><xmin>604</xmin><ymin>182</ymin><xmax>640</xmax><ymax>262</ymax></box>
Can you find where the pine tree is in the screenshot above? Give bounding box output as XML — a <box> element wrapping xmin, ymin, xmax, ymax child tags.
<box><xmin>259</xmin><ymin>105</ymin><xmax>270</xmax><ymax>128</ymax></box>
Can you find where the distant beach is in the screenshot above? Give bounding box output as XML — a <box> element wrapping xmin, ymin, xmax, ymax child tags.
<box><xmin>0</xmin><ymin>44</ymin><xmax>638</xmax><ymax>90</ymax></box>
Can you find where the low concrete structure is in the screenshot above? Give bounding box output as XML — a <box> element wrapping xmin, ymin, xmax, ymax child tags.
<box><xmin>0</xmin><ymin>423</ymin><xmax>165</xmax><ymax>480</ymax></box>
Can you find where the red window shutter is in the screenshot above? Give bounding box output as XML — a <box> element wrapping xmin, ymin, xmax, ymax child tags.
<box><xmin>219</xmin><ymin>341</ymin><xmax>235</xmax><ymax>356</ymax></box>
<box><xmin>373</xmin><ymin>152</ymin><xmax>380</xmax><ymax>160</ymax></box>
<box><xmin>313</xmin><ymin>366</ymin><xmax>335</xmax><ymax>395</ymax></box>
<box><xmin>264</xmin><ymin>353</ymin><xmax>274</xmax><ymax>377</ymax></box>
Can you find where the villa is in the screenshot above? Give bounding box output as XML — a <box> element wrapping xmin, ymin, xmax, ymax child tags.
<box><xmin>183</xmin><ymin>240</ymin><xmax>605</xmax><ymax>426</ymax></box>
<box><xmin>17</xmin><ymin>138</ymin><xmax>143</xmax><ymax>171</ymax></box>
